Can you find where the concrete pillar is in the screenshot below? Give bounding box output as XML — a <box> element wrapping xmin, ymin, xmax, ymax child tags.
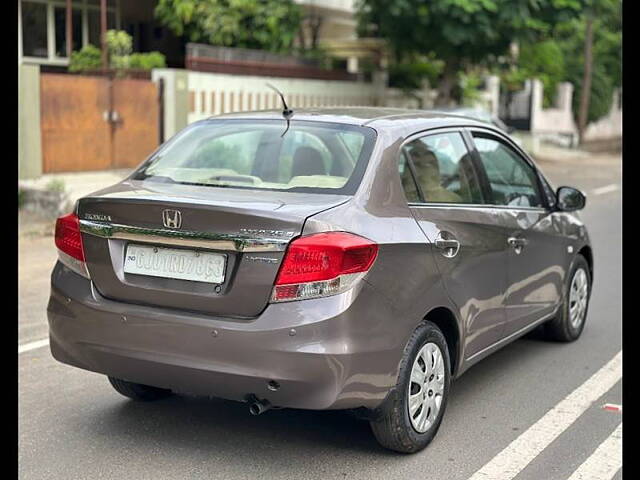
<box><xmin>347</xmin><ymin>57</ymin><xmax>359</xmax><ymax>74</ymax></box>
<box><xmin>529</xmin><ymin>78</ymin><xmax>543</xmax><ymax>132</ymax></box>
<box><xmin>485</xmin><ymin>75</ymin><xmax>500</xmax><ymax>117</ymax></box>
<box><xmin>151</xmin><ymin>68</ymin><xmax>189</xmax><ymax>140</ymax></box>
<box><xmin>19</xmin><ymin>64</ymin><xmax>42</xmax><ymax>179</ymax></box>
<box><xmin>555</xmin><ymin>82</ymin><xmax>573</xmax><ymax>112</ymax></box>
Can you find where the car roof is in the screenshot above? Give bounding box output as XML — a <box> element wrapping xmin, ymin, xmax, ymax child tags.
<box><xmin>208</xmin><ymin>107</ymin><xmax>494</xmax><ymax>133</ymax></box>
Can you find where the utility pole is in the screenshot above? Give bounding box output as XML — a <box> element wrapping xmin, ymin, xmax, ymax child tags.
<box><xmin>577</xmin><ymin>15</ymin><xmax>594</xmax><ymax>145</ymax></box>
<box><xmin>101</xmin><ymin>0</ymin><xmax>108</xmax><ymax>70</ymax></box>
<box><xmin>65</xmin><ymin>0</ymin><xmax>72</xmax><ymax>59</ymax></box>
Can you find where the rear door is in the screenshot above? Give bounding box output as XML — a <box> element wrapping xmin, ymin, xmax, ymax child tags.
<box><xmin>468</xmin><ymin>129</ymin><xmax>566</xmax><ymax>337</ymax></box>
<box><xmin>399</xmin><ymin>128</ymin><xmax>509</xmax><ymax>360</ymax></box>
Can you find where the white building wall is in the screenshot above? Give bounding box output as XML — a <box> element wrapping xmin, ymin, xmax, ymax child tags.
<box><xmin>530</xmin><ymin>79</ymin><xmax>578</xmax><ymax>138</ymax></box>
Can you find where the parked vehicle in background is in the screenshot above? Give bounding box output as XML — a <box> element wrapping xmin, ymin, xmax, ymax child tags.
<box><xmin>48</xmin><ymin>107</ymin><xmax>592</xmax><ymax>453</ymax></box>
<box><xmin>436</xmin><ymin>106</ymin><xmax>520</xmax><ymax>139</ymax></box>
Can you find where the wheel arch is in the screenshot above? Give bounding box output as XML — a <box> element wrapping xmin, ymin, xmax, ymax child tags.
<box><xmin>578</xmin><ymin>245</ymin><xmax>594</xmax><ymax>282</ymax></box>
<box><xmin>423</xmin><ymin>306</ymin><xmax>461</xmax><ymax>377</ymax></box>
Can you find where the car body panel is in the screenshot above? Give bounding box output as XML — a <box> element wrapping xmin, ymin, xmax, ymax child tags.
<box><xmin>48</xmin><ymin>107</ymin><xmax>592</xmax><ymax>410</ymax></box>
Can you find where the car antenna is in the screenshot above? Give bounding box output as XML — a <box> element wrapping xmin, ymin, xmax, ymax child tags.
<box><xmin>266</xmin><ymin>83</ymin><xmax>294</xmax><ymax>137</ymax></box>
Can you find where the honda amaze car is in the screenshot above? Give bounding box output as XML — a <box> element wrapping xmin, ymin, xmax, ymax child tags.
<box><xmin>48</xmin><ymin>108</ymin><xmax>592</xmax><ymax>453</ymax></box>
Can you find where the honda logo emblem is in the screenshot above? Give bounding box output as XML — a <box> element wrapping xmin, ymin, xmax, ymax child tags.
<box><xmin>162</xmin><ymin>209</ymin><xmax>182</xmax><ymax>229</ymax></box>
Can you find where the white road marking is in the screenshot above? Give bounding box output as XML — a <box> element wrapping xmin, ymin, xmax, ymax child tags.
<box><xmin>592</xmin><ymin>184</ymin><xmax>620</xmax><ymax>196</ymax></box>
<box><xmin>468</xmin><ymin>351</ymin><xmax>622</xmax><ymax>480</ymax></box>
<box><xmin>18</xmin><ymin>338</ymin><xmax>49</xmax><ymax>354</ymax></box>
<box><xmin>567</xmin><ymin>423</ymin><xmax>622</xmax><ymax>480</ymax></box>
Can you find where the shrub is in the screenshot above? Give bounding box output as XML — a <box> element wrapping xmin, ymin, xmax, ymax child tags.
<box><xmin>129</xmin><ymin>52</ymin><xmax>167</xmax><ymax>70</ymax></box>
<box><xmin>68</xmin><ymin>45</ymin><xmax>102</xmax><ymax>72</ymax></box>
<box><xmin>46</xmin><ymin>179</ymin><xmax>66</xmax><ymax>194</ymax></box>
<box><xmin>68</xmin><ymin>30</ymin><xmax>165</xmax><ymax>73</ymax></box>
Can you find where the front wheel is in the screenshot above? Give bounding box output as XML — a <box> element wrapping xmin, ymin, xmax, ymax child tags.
<box><xmin>369</xmin><ymin>321</ymin><xmax>451</xmax><ymax>453</ymax></box>
<box><xmin>546</xmin><ymin>254</ymin><xmax>591</xmax><ymax>342</ymax></box>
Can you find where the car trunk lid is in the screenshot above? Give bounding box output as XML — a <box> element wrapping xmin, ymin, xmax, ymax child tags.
<box><xmin>77</xmin><ymin>180</ymin><xmax>349</xmax><ymax>317</ymax></box>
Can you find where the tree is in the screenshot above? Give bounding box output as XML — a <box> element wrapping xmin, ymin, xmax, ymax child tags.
<box><xmin>575</xmin><ymin>0</ymin><xmax>620</xmax><ymax>142</ymax></box>
<box><xmin>555</xmin><ymin>0</ymin><xmax>620</xmax><ymax>134</ymax></box>
<box><xmin>357</xmin><ymin>0</ymin><xmax>583</xmax><ymax>105</ymax></box>
<box><xmin>155</xmin><ymin>0</ymin><xmax>302</xmax><ymax>54</ymax></box>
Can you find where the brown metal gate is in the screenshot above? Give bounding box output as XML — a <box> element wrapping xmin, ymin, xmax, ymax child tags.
<box><xmin>41</xmin><ymin>73</ymin><xmax>160</xmax><ymax>173</ymax></box>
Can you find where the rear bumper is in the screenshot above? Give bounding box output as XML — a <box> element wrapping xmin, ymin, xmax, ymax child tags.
<box><xmin>48</xmin><ymin>262</ymin><xmax>405</xmax><ymax>410</ymax></box>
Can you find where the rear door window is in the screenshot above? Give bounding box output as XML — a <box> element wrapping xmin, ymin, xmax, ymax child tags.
<box><xmin>401</xmin><ymin>131</ymin><xmax>484</xmax><ymax>204</ymax></box>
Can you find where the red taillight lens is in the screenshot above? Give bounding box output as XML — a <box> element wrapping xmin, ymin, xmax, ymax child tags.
<box><xmin>271</xmin><ymin>232</ymin><xmax>378</xmax><ymax>302</ymax></box>
<box><xmin>275</xmin><ymin>232</ymin><xmax>378</xmax><ymax>285</ymax></box>
<box><xmin>55</xmin><ymin>213</ymin><xmax>85</xmax><ymax>262</ymax></box>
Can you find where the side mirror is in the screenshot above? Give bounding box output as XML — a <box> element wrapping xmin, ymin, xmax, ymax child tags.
<box><xmin>556</xmin><ymin>186</ymin><xmax>586</xmax><ymax>212</ymax></box>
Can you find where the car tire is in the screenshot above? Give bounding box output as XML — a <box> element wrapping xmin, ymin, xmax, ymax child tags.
<box><xmin>545</xmin><ymin>254</ymin><xmax>591</xmax><ymax>342</ymax></box>
<box><xmin>369</xmin><ymin>321</ymin><xmax>451</xmax><ymax>453</ymax></box>
<box><xmin>108</xmin><ymin>376</ymin><xmax>173</xmax><ymax>401</ymax></box>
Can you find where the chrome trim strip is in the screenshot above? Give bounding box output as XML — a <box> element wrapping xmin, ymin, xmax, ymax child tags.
<box><xmin>79</xmin><ymin>220</ymin><xmax>290</xmax><ymax>252</ymax></box>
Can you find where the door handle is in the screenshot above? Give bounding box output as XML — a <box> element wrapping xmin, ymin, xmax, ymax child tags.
<box><xmin>435</xmin><ymin>238</ymin><xmax>460</xmax><ymax>258</ymax></box>
<box><xmin>507</xmin><ymin>236</ymin><xmax>528</xmax><ymax>254</ymax></box>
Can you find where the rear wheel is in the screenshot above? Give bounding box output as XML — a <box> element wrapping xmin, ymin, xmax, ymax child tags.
<box><xmin>108</xmin><ymin>377</ymin><xmax>173</xmax><ymax>401</ymax></box>
<box><xmin>369</xmin><ymin>321</ymin><xmax>451</xmax><ymax>453</ymax></box>
<box><xmin>546</xmin><ymin>255</ymin><xmax>591</xmax><ymax>342</ymax></box>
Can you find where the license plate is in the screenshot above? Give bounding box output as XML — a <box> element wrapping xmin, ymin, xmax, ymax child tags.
<box><xmin>123</xmin><ymin>244</ymin><xmax>226</xmax><ymax>284</ymax></box>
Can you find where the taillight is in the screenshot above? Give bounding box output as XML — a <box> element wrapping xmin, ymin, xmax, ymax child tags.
<box><xmin>271</xmin><ymin>232</ymin><xmax>378</xmax><ymax>302</ymax></box>
<box><xmin>55</xmin><ymin>213</ymin><xmax>89</xmax><ymax>278</ymax></box>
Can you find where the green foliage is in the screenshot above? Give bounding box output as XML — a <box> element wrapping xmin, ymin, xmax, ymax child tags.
<box><xmin>513</xmin><ymin>40</ymin><xmax>566</xmax><ymax>107</ymax></box>
<box><xmin>155</xmin><ymin>0</ymin><xmax>302</xmax><ymax>53</ymax></box>
<box><xmin>129</xmin><ymin>52</ymin><xmax>167</xmax><ymax>70</ymax></box>
<box><xmin>68</xmin><ymin>45</ymin><xmax>102</xmax><ymax>72</ymax></box>
<box><xmin>105</xmin><ymin>29</ymin><xmax>132</xmax><ymax>70</ymax></box>
<box><xmin>357</xmin><ymin>0</ymin><xmax>582</xmax><ymax>103</ymax></box>
<box><xmin>18</xmin><ymin>188</ymin><xmax>27</xmax><ymax>209</ymax></box>
<box><xmin>105</xmin><ymin>30</ymin><xmax>132</xmax><ymax>57</ymax></box>
<box><xmin>45</xmin><ymin>179</ymin><xmax>66</xmax><ymax>194</ymax></box>
<box><xmin>357</xmin><ymin>0</ymin><xmax>582</xmax><ymax>66</ymax></box>
<box><xmin>555</xmin><ymin>0</ymin><xmax>621</xmax><ymax>122</ymax></box>
<box><xmin>569</xmin><ymin>61</ymin><xmax>614</xmax><ymax>124</ymax></box>
<box><xmin>68</xmin><ymin>30</ymin><xmax>166</xmax><ymax>73</ymax></box>
<box><xmin>458</xmin><ymin>71</ymin><xmax>483</xmax><ymax>106</ymax></box>
<box><xmin>388</xmin><ymin>59</ymin><xmax>443</xmax><ymax>92</ymax></box>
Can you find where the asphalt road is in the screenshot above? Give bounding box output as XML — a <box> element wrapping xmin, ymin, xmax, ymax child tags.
<box><xmin>18</xmin><ymin>152</ymin><xmax>622</xmax><ymax>480</ymax></box>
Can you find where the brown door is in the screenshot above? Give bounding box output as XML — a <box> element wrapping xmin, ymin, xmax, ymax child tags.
<box><xmin>112</xmin><ymin>78</ymin><xmax>159</xmax><ymax>168</ymax></box>
<box><xmin>41</xmin><ymin>74</ymin><xmax>111</xmax><ymax>173</ymax></box>
<box><xmin>40</xmin><ymin>73</ymin><xmax>159</xmax><ymax>173</ymax></box>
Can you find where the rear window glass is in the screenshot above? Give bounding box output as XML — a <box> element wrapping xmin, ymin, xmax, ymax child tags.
<box><xmin>133</xmin><ymin>119</ymin><xmax>376</xmax><ymax>195</ymax></box>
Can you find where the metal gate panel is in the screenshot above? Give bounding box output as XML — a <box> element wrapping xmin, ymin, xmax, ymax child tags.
<box><xmin>40</xmin><ymin>74</ymin><xmax>159</xmax><ymax>173</ymax></box>
<box><xmin>40</xmin><ymin>74</ymin><xmax>111</xmax><ymax>173</ymax></box>
<box><xmin>112</xmin><ymin>78</ymin><xmax>159</xmax><ymax>169</ymax></box>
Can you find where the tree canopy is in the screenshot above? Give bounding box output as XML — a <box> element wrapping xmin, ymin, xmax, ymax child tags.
<box><xmin>155</xmin><ymin>0</ymin><xmax>302</xmax><ymax>53</ymax></box>
<box><xmin>357</xmin><ymin>0</ymin><xmax>584</xmax><ymax>103</ymax></box>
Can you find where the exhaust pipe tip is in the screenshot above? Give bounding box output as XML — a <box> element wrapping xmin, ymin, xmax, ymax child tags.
<box><xmin>247</xmin><ymin>395</ymin><xmax>271</xmax><ymax>416</ymax></box>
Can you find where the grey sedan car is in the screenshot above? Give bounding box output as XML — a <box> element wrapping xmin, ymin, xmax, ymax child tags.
<box><xmin>48</xmin><ymin>108</ymin><xmax>592</xmax><ymax>453</ymax></box>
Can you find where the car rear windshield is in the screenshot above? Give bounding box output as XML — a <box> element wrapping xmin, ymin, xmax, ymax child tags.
<box><xmin>133</xmin><ymin>119</ymin><xmax>377</xmax><ymax>195</ymax></box>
